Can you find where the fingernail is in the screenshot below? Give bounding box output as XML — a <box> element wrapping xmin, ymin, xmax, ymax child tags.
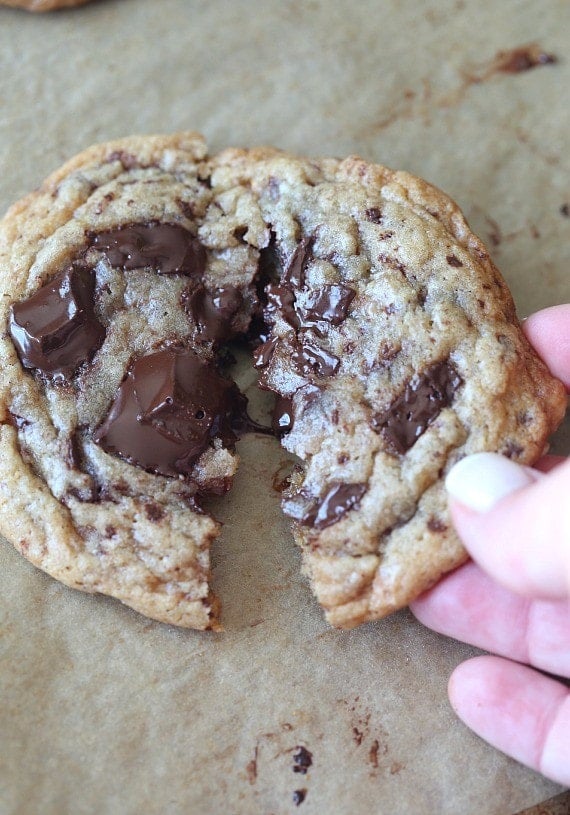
<box><xmin>445</xmin><ymin>452</ymin><xmax>539</xmax><ymax>512</ymax></box>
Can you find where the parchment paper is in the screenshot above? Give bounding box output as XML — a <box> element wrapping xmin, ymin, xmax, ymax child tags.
<box><xmin>0</xmin><ymin>2</ymin><xmax>568</xmax><ymax>813</ymax></box>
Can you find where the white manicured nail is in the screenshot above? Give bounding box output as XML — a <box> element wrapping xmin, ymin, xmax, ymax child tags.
<box><xmin>445</xmin><ymin>452</ymin><xmax>539</xmax><ymax>512</ymax></box>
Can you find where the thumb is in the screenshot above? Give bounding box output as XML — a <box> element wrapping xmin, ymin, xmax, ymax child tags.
<box><xmin>445</xmin><ymin>452</ymin><xmax>570</xmax><ymax>600</ymax></box>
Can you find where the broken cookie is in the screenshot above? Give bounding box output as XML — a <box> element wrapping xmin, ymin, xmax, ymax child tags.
<box><xmin>0</xmin><ymin>132</ymin><xmax>565</xmax><ymax>629</ymax></box>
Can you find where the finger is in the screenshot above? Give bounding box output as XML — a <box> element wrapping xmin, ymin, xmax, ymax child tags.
<box><xmin>446</xmin><ymin>453</ymin><xmax>570</xmax><ymax>600</ymax></box>
<box><xmin>523</xmin><ymin>304</ymin><xmax>570</xmax><ymax>391</ymax></box>
<box><xmin>449</xmin><ymin>655</ymin><xmax>570</xmax><ymax>786</ymax></box>
<box><xmin>410</xmin><ymin>561</ymin><xmax>570</xmax><ymax>676</ymax></box>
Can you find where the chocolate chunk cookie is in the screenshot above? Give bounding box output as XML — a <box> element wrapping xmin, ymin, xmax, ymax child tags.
<box><xmin>0</xmin><ymin>133</ymin><xmax>566</xmax><ymax>629</ymax></box>
<box><xmin>1</xmin><ymin>0</ymin><xmax>91</xmax><ymax>10</ymax></box>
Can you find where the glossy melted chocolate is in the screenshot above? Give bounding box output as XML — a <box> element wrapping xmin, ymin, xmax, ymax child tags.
<box><xmin>253</xmin><ymin>335</ymin><xmax>279</xmax><ymax>369</ymax></box>
<box><xmin>282</xmin><ymin>237</ymin><xmax>313</xmax><ymax>289</ymax></box>
<box><xmin>297</xmin><ymin>284</ymin><xmax>355</xmax><ymax>327</ymax></box>
<box><xmin>9</xmin><ymin>228</ymin><xmax>363</xmax><ymax>518</ymax></box>
<box><xmin>372</xmin><ymin>361</ymin><xmax>462</xmax><ymax>454</ymax></box>
<box><xmin>300</xmin><ymin>482</ymin><xmax>367</xmax><ymax>530</ymax></box>
<box><xmin>9</xmin><ymin>265</ymin><xmax>105</xmax><ymax>378</ymax></box>
<box><xmin>272</xmin><ymin>396</ymin><xmax>294</xmax><ymax>435</ymax></box>
<box><xmin>291</xmin><ymin>332</ymin><xmax>340</xmax><ymax>378</ymax></box>
<box><xmin>185</xmin><ymin>284</ymin><xmax>244</xmax><ymax>343</ymax></box>
<box><xmin>91</xmin><ymin>223</ymin><xmax>207</xmax><ymax>276</ymax></box>
<box><xmin>93</xmin><ymin>348</ymin><xmax>246</xmax><ymax>478</ymax></box>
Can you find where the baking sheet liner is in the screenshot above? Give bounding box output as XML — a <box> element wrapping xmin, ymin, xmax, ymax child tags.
<box><xmin>0</xmin><ymin>1</ymin><xmax>568</xmax><ymax>812</ymax></box>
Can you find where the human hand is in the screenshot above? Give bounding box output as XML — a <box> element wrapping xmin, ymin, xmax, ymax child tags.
<box><xmin>410</xmin><ymin>304</ymin><xmax>570</xmax><ymax>786</ymax></box>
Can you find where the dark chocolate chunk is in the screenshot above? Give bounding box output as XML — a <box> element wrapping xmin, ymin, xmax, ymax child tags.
<box><xmin>185</xmin><ymin>284</ymin><xmax>243</xmax><ymax>342</ymax></box>
<box><xmin>372</xmin><ymin>361</ymin><xmax>462</xmax><ymax>454</ymax></box>
<box><xmin>91</xmin><ymin>223</ymin><xmax>207</xmax><ymax>277</ymax></box>
<box><xmin>446</xmin><ymin>254</ymin><xmax>463</xmax><ymax>268</ymax></box>
<box><xmin>300</xmin><ymin>482</ymin><xmax>367</xmax><ymax>530</ymax></box>
<box><xmin>292</xmin><ymin>789</ymin><xmax>307</xmax><ymax>806</ymax></box>
<box><xmin>93</xmin><ymin>348</ymin><xmax>246</xmax><ymax>479</ymax></box>
<box><xmin>365</xmin><ymin>207</ymin><xmax>383</xmax><ymax>223</ymax></box>
<box><xmin>427</xmin><ymin>517</ymin><xmax>447</xmax><ymax>533</ymax></box>
<box><xmin>261</xmin><ymin>237</ymin><xmax>316</xmax><ymax>330</ymax></box>
<box><xmin>282</xmin><ymin>237</ymin><xmax>313</xmax><ymax>289</ymax></box>
<box><xmin>292</xmin><ymin>746</ymin><xmax>313</xmax><ymax>775</ymax></box>
<box><xmin>9</xmin><ymin>266</ymin><xmax>105</xmax><ymax>379</ymax></box>
<box><xmin>291</xmin><ymin>333</ymin><xmax>340</xmax><ymax>378</ymax></box>
<box><xmin>272</xmin><ymin>396</ymin><xmax>294</xmax><ymax>435</ymax></box>
<box><xmin>297</xmin><ymin>284</ymin><xmax>355</xmax><ymax>327</ymax></box>
<box><xmin>265</xmin><ymin>284</ymin><xmax>299</xmax><ymax>328</ymax></box>
<box><xmin>253</xmin><ymin>335</ymin><xmax>279</xmax><ymax>369</ymax></box>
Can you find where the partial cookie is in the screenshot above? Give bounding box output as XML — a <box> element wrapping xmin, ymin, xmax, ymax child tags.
<box><xmin>0</xmin><ymin>132</ymin><xmax>261</xmax><ymax>630</ymax></box>
<box><xmin>1</xmin><ymin>0</ymin><xmax>91</xmax><ymax>11</ymax></box>
<box><xmin>0</xmin><ymin>133</ymin><xmax>566</xmax><ymax>629</ymax></box>
<box><xmin>241</xmin><ymin>154</ymin><xmax>566</xmax><ymax>627</ymax></box>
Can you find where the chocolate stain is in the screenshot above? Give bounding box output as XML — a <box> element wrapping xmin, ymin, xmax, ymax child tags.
<box><xmin>493</xmin><ymin>44</ymin><xmax>557</xmax><ymax>73</ymax></box>
<box><xmin>369</xmin><ymin>739</ymin><xmax>380</xmax><ymax>769</ymax></box>
<box><xmin>246</xmin><ymin>745</ymin><xmax>258</xmax><ymax>785</ymax></box>
<box><xmin>360</xmin><ymin>43</ymin><xmax>558</xmax><ymax>137</ymax></box>
<box><xmin>470</xmin><ymin>205</ymin><xmax>547</xmax><ymax>252</ymax></box>
<box><xmin>292</xmin><ymin>745</ymin><xmax>313</xmax><ymax>775</ymax></box>
<box><xmin>292</xmin><ymin>789</ymin><xmax>307</xmax><ymax>806</ymax></box>
<box><xmin>340</xmin><ymin>697</ymin><xmax>402</xmax><ymax>776</ymax></box>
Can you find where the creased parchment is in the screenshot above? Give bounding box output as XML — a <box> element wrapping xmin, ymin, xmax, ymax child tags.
<box><xmin>0</xmin><ymin>1</ymin><xmax>568</xmax><ymax>813</ymax></box>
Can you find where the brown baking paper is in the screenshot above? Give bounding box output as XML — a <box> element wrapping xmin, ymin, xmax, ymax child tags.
<box><xmin>0</xmin><ymin>1</ymin><xmax>568</xmax><ymax>813</ymax></box>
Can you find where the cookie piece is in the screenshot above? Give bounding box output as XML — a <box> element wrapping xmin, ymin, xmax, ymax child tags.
<box><xmin>248</xmin><ymin>159</ymin><xmax>567</xmax><ymax>627</ymax></box>
<box><xmin>1</xmin><ymin>0</ymin><xmax>91</xmax><ymax>10</ymax></box>
<box><xmin>0</xmin><ymin>133</ymin><xmax>265</xmax><ymax>629</ymax></box>
<box><xmin>0</xmin><ymin>133</ymin><xmax>566</xmax><ymax>630</ymax></box>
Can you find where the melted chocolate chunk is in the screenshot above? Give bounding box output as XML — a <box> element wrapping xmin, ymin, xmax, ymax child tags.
<box><xmin>291</xmin><ymin>333</ymin><xmax>340</xmax><ymax>378</ymax></box>
<box><xmin>262</xmin><ymin>238</ymin><xmax>313</xmax><ymax>329</ymax></box>
<box><xmin>272</xmin><ymin>396</ymin><xmax>294</xmax><ymax>435</ymax></box>
<box><xmin>9</xmin><ymin>266</ymin><xmax>105</xmax><ymax>379</ymax></box>
<box><xmin>300</xmin><ymin>482</ymin><xmax>367</xmax><ymax>530</ymax></box>
<box><xmin>185</xmin><ymin>284</ymin><xmax>243</xmax><ymax>342</ymax></box>
<box><xmin>372</xmin><ymin>361</ymin><xmax>462</xmax><ymax>454</ymax></box>
<box><xmin>91</xmin><ymin>223</ymin><xmax>207</xmax><ymax>276</ymax></box>
<box><xmin>265</xmin><ymin>284</ymin><xmax>299</xmax><ymax>328</ymax></box>
<box><xmin>253</xmin><ymin>335</ymin><xmax>279</xmax><ymax>369</ymax></box>
<box><xmin>282</xmin><ymin>237</ymin><xmax>313</xmax><ymax>289</ymax></box>
<box><xmin>93</xmin><ymin>348</ymin><xmax>246</xmax><ymax>479</ymax></box>
<box><xmin>298</xmin><ymin>284</ymin><xmax>355</xmax><ymax>327</ymax></box>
